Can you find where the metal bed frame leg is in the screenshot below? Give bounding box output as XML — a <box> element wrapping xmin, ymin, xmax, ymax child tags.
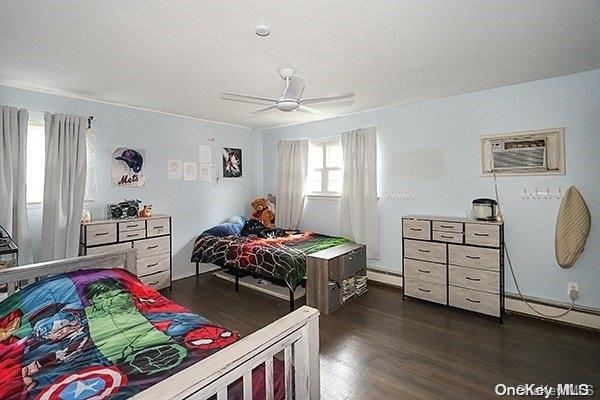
<box><xmin>235</xmin><ymin>272</ymin><xmax>240</xmax><ymax>292</ymax></box>
<box><xmin>195</xmin><ymin>262</ymin><xmax>199</xmax><ymax>276</ymax></box>
<box><xmin>289</xmin><ymin>288</ymin><xmax>295</xmax><ymax>312</ymax></box>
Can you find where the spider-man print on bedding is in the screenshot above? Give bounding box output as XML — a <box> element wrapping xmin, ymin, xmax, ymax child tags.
<box><xmin>190</xmin><ymin>231</ymin><xmax>352</xmax><ymax>291</ymax></box>
<box><xmin>0</xmin><ymin>268</ymin><xmax>284</xmax><ymax>400</ymax></box>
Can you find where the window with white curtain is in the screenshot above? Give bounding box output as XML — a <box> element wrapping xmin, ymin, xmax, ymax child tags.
<box><xmin>306</xmin><ymin>138</ymin><xmax>343</xmax><ymax>196</ymax></box>
<box><xmin>26</xmin><ymin>120</ymin><xmax>96</xmax><ymax>204</ymax></box>
<box><xmin>26</xmin><ymin>122</ymin><xmax>45</xmax><ymax>204</ymax></box>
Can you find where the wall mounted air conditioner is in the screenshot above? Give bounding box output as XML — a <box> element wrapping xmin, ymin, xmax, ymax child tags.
<box><xmin>480</xmin><ymin>128</ymin><xmax>565</xmax><ymax>176</ymax></box>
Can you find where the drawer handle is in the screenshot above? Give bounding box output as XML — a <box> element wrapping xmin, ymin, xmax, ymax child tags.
<box><xmin>126</xmin><ymin>224</ymin><xmax>138</xmax><ymax>228</ymax></box>
<box><xmin>409</xmin><ymin>228</ymin><xmax>423</xmax><ymax>231</ymax></box>
<box><xmin>95</xmin><ymin>232</ymin><xmax>110</xmax><ymax>236</ymax></box>
<box><xmin>417</xmin><ymin>249</ymin><xmax>431</xmax><ymax>253</ymax></box>
<box><xmin>148</xmin><ymin>280</ymin><xmax>160</xmax><ymax>286</ymax></box>
<box><xmin>147</xmin><ymin>245</ymin><xmax>159</xmax><ymax>249</ymax></box>
<box><xmin>465</xmin><ymin>255</ymin><xmax>480</xmax><ymax>260</ymax></box>
<box><xmin>153</xmin><ymin>225</ymin><xmax>165</xmax><ymax>230</ymax></box>
<box><xmin>473</xmin><ymin>232</ymin><xmax>489</xmax><ymax>237</ymax></box>
<box><xmin>417</xmin><ymin>269</ymin><xmax>431</xmax><ymax>274</ymax></box>
<box><xmin>440</xmin><ymin>235</ymin><xmax>454</xmax><ymax>239</ymax></box>
<box><xmin>440</xmin><ymin>225</ymin><xmax>454</xmax><ymax>228</ymax></box>
<box><xmin>147</xmin><ymin>262</ymin><xmax>159</xmax><ymax>267</ymax></box>
<box><xmin>418</xmin><ymin>288</ymin><xmax>431</xmax><ymax>293</ymax></box>
<box><xmin>126</xmin><ymin>233</ymin><xmax>138</xmax><ymax>238</ymax></box>
<box><xmin>466</xmin><ymin>297</ymin><xmax>481</xmax><ymax>304</ymax></box>
<box><xmin>465</xmin><ymin>276</ymin><xmax>481</xmax><ymax>281</ymax></box>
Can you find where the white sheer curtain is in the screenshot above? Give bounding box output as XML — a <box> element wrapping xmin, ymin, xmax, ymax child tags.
<box><xmin>0</xmin><ymin>106</ymin><xmax>33</xmax><ymax>264</ymax></box>
<box><xmin>276</xmin><ymin>139</ymin><xmax>309</xmax><ymax>229</ymax></box>
<box><xmin>84</xmin><ymin>128</ymin><xmax>97</xmax><ymax>202</ymax></box>
<box><xmin>340</xmin><ymin>127</ymin><xmax>379</xmax><ymax>259</ymax></box>
<box><xmin>41</xmin><ymin>113</ymin><xmax>87</xmax><ymax>261</ymax></box>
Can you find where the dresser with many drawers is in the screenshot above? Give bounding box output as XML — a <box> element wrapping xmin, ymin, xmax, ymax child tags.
<box><xmin>402</xmin><ymin>215</ymin><xmax>504</xmax><ymax>321</ymax></box>
<box><xmin>80</xmin><ymin>215</ymin><xmax>172</xmax><ymax>291</ymax></box>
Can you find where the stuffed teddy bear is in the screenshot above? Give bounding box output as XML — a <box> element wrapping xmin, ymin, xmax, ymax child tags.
<box><xmin>250</xmin><ymin>197</ymin><xmax>275</xmax><ymax>228</ymax></box>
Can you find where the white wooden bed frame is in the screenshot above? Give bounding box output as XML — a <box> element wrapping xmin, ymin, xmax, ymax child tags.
<box><xmin>0</xmin><ymin>248</ymin><xmax>320</xmax><ymax>400</ymax></box>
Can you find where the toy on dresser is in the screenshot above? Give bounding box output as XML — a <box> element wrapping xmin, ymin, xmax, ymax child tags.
<box><xmin>139</xmin><ymin>204</ymin><xmax>153</xmax><ymax>218</ymax></box>
<box><xmin>107</xmin><ymin>199</ymin><xmax>142</xmax><ymax>219</ymax></box>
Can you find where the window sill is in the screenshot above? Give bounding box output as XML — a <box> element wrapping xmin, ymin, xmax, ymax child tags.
<box><xmin>26</xmin><ymin>202</ymin><xmax>43</xmax><ymax>209</ymax></box>
<box><xmin>305</xmin><ymin>194</ymin><xmax>341</xmax><ymax>200</ymax></box>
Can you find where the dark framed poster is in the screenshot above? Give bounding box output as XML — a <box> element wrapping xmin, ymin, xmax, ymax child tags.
<box><xmin>222</xmin><ymin>148</ymin><xmax>242</xmax><ymax>178</ymax></box>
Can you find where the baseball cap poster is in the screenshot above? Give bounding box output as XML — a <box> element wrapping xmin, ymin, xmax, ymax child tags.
<box><xmin>112</xmin><ymin>148</ymin><xmax>146</xmax><ymax>187</ymax></box>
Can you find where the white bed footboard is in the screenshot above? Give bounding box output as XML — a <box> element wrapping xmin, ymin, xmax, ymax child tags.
<box><xmin>136</xmin><ymin>305</ymin><xmax>320</xmax><ymax>400</ymax></box>
<box><xmin>0</xmin><ymin>250</ymin><xmax>321</xmax><ymax>399</ymax></box>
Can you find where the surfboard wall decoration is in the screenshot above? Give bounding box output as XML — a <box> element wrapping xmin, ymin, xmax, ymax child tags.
<box><xmin>555</xmin><ymin>186</ymin><xmax>591</xmax><ymax>269</ymax></box>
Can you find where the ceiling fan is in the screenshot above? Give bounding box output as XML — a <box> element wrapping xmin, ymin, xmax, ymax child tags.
<box><xmin>222</xmin><ymin>68</ymin><xmax>354</xmax><ymax>114</ymax></box>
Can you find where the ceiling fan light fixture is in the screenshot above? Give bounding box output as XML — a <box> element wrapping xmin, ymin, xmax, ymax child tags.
<box><xmin>275</xmin><ymin>99</ymin><xmax>300</xmax><ymax>111</ymax></box>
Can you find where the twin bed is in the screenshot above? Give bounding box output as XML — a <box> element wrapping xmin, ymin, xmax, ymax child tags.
<box><xmin>0</xmin><ymin>249</ymin><xmax>320</xmax><ymax>400</ymax></box>
<box><xmin>191</xmin><ymin>227</ymin><xmax>351</xmax><ymax>311</ymax></box>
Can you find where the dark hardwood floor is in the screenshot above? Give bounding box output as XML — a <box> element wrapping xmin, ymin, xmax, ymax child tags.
<box><xmin>163</xmin><ymin>274</ymin><xmax>600</xmax><ymax>400</ymax></box>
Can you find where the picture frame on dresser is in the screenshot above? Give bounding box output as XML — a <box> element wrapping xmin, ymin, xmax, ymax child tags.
<box><xmin>80</xmin><ymin>215</ymin><xmax>173</xmax><ymax>290</ymax></box>
<box><xmin>401</xmin><ymin>215</ymin><xmax>505</xmax><ymax>323</ymax></box>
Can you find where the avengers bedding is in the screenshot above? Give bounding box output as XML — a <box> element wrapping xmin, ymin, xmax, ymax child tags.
<box><xmin>191</xmin><ymin>230</ymin><xmax>352</xmax><ymax>291</ymax></box>
<box><xmin>0</xmin><ymin>268</ymin><xmax>284</xmax><ymax>400</ymax></box>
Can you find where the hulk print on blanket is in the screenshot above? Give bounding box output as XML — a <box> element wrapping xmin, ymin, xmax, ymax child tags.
<box><xmin>0</xmin><ymin>268</ymin><xmax>285</xmax><ymax>400</ymax></box>
<box><xmin>191</xmin><ymin>231</ymin><xmax>352</xmax><ymax>290</ymax></box>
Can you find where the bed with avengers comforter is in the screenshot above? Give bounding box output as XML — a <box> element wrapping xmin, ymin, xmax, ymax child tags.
<box><xmin>0</xmin><ymin>268</ymin><xmax>284</xmax><ymax>400</ymax></box>
<box><xmin>190</xmin><ymin>218</ymin><xmax>352</xmax><ymax>291</ymax></box>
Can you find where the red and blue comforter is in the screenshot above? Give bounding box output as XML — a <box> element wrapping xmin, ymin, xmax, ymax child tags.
<box><xmin>0</xmin><ymin>268</ymin><xmax>284</xmax><ymax>400</ymax></box>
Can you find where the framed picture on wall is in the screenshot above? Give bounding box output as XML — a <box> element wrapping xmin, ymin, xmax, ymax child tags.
<box><xmin>222</xmin><ymin>147</ymin><xmax>242</xmax><ymax>178</ymax></box>
<box><xmin>183</xmin><ymin>161</ymin><xmax>198</xmax><ymax>181</ymax></box>
<box><xmin>112</xmin><ymin>148</ymin><xmax>146</xmax><ymax>187</ymax></box>
<box><xmin>167</xmin><ymin>160</ymin><xmax>183</xmax><ymax>180</ymax></box>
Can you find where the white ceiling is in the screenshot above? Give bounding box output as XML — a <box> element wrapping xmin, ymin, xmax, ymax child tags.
<box><xmin>1</xmin><ymin>0</ymin><xmax>599</xmax><ymax>129</ymax></box>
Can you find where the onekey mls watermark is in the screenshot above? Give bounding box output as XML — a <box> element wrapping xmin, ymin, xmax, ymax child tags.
<box><xmin>495</xmin><ymin>384</ymin><xmax>594</xmax><ymax>398</ymax></box>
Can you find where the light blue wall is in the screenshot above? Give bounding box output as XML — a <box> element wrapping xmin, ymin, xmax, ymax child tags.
<box><xmin>262</xmin><ymin>69</ymin><xmax>600</xmax><ymax>309</ymax></box>
<box><xmin>0</xmin><ymin>86</ymin><xmax>262</xmax><ymax>280</ymax></box>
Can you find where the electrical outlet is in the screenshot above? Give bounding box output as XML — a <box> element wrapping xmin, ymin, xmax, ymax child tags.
<box><xmin>567</xmin><ymin>282</ymin><xmax>579</xmax><ymax>300</ymax></box>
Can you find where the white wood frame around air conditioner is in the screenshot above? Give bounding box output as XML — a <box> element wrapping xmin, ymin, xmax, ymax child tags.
<box><xmin>480</xmin><ymin>127</ymin><xmax>565</xmax><ymax>176</ymax></box>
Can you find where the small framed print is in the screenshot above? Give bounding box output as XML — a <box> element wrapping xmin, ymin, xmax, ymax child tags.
<box><xmin>199</xmin><ymin>162</ymin><xmax>212</xmax><ymax>181</ymax></box>
<box><xmin>199</xmin><ymin>144</ymin><xmax>212</xmax><ymax>163</ymax></box>
<box><xmin>183</xmin><ymin>161</ymin><xmax>198</xmax><ymax>181</ymax></box>
<box><xmin>222</xmin><ymin>147</ymin><xmax>242</xmax><ymax>178</ymax></box>
<box><xmin>167</xmin><ymin>160</ymin><xmax>182</xmax><ymax>180</ymax></box>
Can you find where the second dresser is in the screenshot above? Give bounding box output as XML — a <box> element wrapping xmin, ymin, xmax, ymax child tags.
<box><xmin>402</xmin><ymin>215</ymin><xmax>504</xmax><ymax>321</ymax></box>
<box><xmin>80</xmin><ymin>215</ymin><xmax>172</xmax><ymax>291</ymax></box>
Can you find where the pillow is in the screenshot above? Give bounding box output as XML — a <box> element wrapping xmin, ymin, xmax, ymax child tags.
<box><xmin>240</xmin><ymin>219</ymin><xmax>266</xmax><ymax>236</ymax></box>
<box><xmin>199</xmin><ymin>215</ymin><xmax>248</xmax><ymax>238</ymax></box>
<box><xmin>228</xmin><ymin>214</ymin><xmax>247</xmax><ymax>227</ymax></box>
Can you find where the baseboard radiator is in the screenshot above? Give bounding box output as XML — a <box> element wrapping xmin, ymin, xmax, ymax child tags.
<box><xmin>366</xmin><ymin>267</ymin><xmax>600</xmax><ymax>331</ymax></box>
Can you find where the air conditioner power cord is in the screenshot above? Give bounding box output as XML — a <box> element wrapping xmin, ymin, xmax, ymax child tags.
<box><xmin>493</xmin><ymin>172</ymin><xmax>575</xmax><ymax>319</ymax></box>
<box><xmin>505</xmin><ymin>244</ymin><xmax>575</xmax><ymax>318</ymax></box>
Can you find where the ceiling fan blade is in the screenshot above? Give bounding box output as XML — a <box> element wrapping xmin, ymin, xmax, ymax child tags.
<box><xmin>302</xmin><ymin>92</ymin><xmax>354</xmax><ymax>104</ymax></box>
<box><xmin>283</xmin><ymin>75</ymin><xmax>306</xmax><ymax>100</ymax></box>
<box><xmin>251</xmin><ymin>105</ymin><xmax>276</xmax><ymax>114</ymax></box>
<box><xmin>221</xmin><ymin>92</ymin><xmax>277</xmax><ymax>103</ymax></box>
<box><xmin>297</xmin><ymin>105</ymin><xmax>320</xmax><ymax>114</ymax></box>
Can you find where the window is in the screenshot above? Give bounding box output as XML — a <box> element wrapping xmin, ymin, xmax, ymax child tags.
<box><xmin>26</xmin><ymin>119</ymin><xmax>96</xmax><ymax>204</ymax></box>
<box><xmin>306</xmin><ymin>139</ymin><xmax>343</xmax><ymax>196</ymax></box>
<box><xmin>26</xmin><ymin>122</ymin><xmax>45</xmax><ymax>203</ymax></box>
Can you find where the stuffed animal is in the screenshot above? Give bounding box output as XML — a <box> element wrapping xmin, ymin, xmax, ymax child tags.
<box><xmin>250</xmin><ymin>197</ymin><xmax>275</xmax><ymax>228</ymax></box>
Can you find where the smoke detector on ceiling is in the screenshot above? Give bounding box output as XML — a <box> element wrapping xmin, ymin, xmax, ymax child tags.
<box><xmin>255</xmin><ymin>22</ymin><xmax>270</xmax><ymax>37</ymax></box>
